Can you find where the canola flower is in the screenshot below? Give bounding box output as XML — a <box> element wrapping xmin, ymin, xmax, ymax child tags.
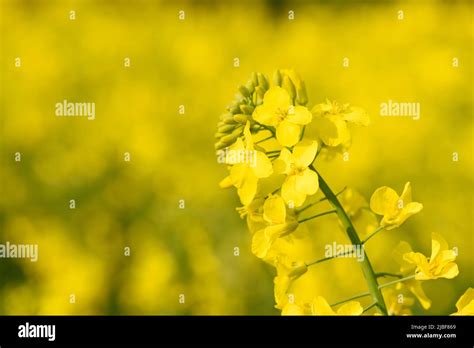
<box><xmin>403</xmin><ymin>233</ymin><xmax>459</xmax><ymax>280</ymax></box>
<box><xmin>391</xmin><ymin>241</ymin><xmax>432</xmax><ymax>310</ymax></box>
<box><xmin>370</xmin><ymin>182</ymin><xmax>423</xmax><ymax>230</ymax></box>
<box><xmin>253</xmin><ymin>87</ymin><xmax>312</xmax><ymax>147</ymax></box>
<box><xmin>219</xmin><ymin>122</ymin><xmax>272</xmax><ymax>205</ymax></box>
<box><xmin>251</xmin><ymin>195</ymin><xmax>299</xmax><ymax>259</ymax></box>
<box><xmin>274</xmin><ymin>140</ymin><xmax>319</xmax><ymax>207</ymax></box>
<box><xmin>217</xmin><ymin>70</ymin><xmax>462</xmax><ymax>316</ymax></box>
<box><xmin>311</xmin><ymin>100</ymin><xmax>369</xmax><ymax>147</ymax></box>
<box><xmin>273</xmin><ymin>255</ymin><xmax>308</xmax><ymax>309</ymax></box>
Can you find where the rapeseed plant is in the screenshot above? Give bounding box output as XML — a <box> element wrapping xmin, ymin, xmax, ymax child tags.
<box><xmin>217</xmin><ymin>70</ymin><xmax>464</xmax><ymax>315</ymax></box>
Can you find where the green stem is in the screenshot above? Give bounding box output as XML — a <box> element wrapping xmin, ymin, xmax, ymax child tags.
<box><xmin>298</xmin><ymin>209</ymin><xmax>336</xmax><ymax>224</ymax></box>
<box><xmin>363</xmin><ymin>302</ymin><xmax>378</xmax><ymax>313</ymax></box>
<box><xmin>378</xmin><ymin>274</ymin><xmax>416</xmax><ymax>289</ymax></box>
<box><xmin>305</xmin><ymin>249</ymin><xmax>356</xmax><ymax>267</ymax></box>
<box><xmin>296</xmin><ymin>186</ymin><xmax>346</xmax><ymax>215</ymax></box>
<box><xmin>255</xmin><ymin>134</ymin><xmax>274</xmax><ymax>144</ymax></box>
<box><xmin>375</xmin><ymin>272</ymin><xmax>402</xmax><ymax>279</ymax></box>
<box><xmin>254</xmin><ymin>122</ymin><xmax>276</xmax><ymax>137</ymax></box>
<box><xmin>362</xmin><ymin>226</ymin><xmax>384</xmax><ymax>245</ymax></box>
<box><xmin>266</xmin><ymin>150</ymin><xmax>281</xmax><ymax>156</ymax></box>
<box><xmin>330</xmin><ymin>291</ymin><xmax>371</xmax><ymax>307</ymax></box>
<box><xmin>313</xmin><ymin>167</ymin><xmax>388</xmax><ymax>315</ymax></box>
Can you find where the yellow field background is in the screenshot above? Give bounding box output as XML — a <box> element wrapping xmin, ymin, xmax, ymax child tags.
<box><xmin>0</xmin><ymin>0</ymin><xmax>472</xmax><ymax>314</ymax></box>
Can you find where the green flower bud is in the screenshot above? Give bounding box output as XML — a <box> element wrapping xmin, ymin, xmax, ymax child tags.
<box><xmin>223</xmin><ymin>116</ymin><xmax>238</xmax><ymax>125</ymax></box>
<box><xmin>214</xmin><ymin>141</ymin><xmax>227</xmax><ymax>150</ymax></box>
<box><xmin>296</xmin><ymin>80</ymin><xmax>308</xmax><ymax>105</ymax></box>
<box><xmin>233</xmin><ymin>114</ymin><xmax>250</xmax><ymax>124</ymax></box>
<box><xmin>240</xmin><ymin>104</ymin><xmax>255</xmax><ymax>115</ymax></box>
<box><xmin>238</xmin><ymin>85</ymin><xmax>251</xmax><ymax>98</ymax></box>
<box><xmin>273</xmin><ymin>70</ymin><xmax>282</xmax><ymax>86</ymax></box>
<box><xmin>257</xmin><ymin>73</ymin><xmax>269</xmax><ymax>90</ymax></box>
<box><xmin>227</xmin><ymin>103</ymin><xmax>240</xmax><ymax>114</ymax></box>
<box><xmin>218</xmin><ymin>124</ymin><xmax>236</xmax><ymax>133</ymax></box>
<box><xmin>251</xmin><ymin>72</ymin><xmax>258</xmax><ymax>85</ymax></box>
<box><xmin>220</xmin><ymin>132</ymin><xmax>240</xmax><ymax>146</ymax></box>
<box><xmin>282</xmin><ymin>76</ymin><xmax>296</xmax><ymax>101</ymax></box>
<box><xmin>245</xmin><ymin>80</ymin><xmax>255</xmax><ymax>94</ymax></box>
<box><xmin>220</xmin><ymin>112</ymin><xmax>233</xmax><ymax>120</ymax></box>
<box><xmin>255</xmin><ymin>86</ymin><xmax>266</xmax><ymax>105</ymax></box>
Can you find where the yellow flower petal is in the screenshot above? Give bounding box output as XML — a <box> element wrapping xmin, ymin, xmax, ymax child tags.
<box><xmin>400</xmin><ymin>182</ymin><xmax>412</xmax><ymax>203</ymax></box>
<box><xmin>407</xmin><ymin>281</ymin><xmax>432</xmax><ymax>310</ymax></box>
<box><xmin>276</xmin><ymin>120</ymin><xmax>301</xmax><ymax>147</ymax></box>
<box><xmin>253</xmin><ymin>104</ymin><xmax>279</xmax><ymax>127</ymax></box>
<box><xmin>286</xmin><ymin>106</ymin><xmax>312</xmax><ymax>125</ymax></box>
<box><xmin>236</xmin><ymin>174</ymin><xmax>258</xmax><ymax>206</ymax></box>
<box><xmin>228</xmin><ymin>137</ymin><xmax>245</xmax><ymax>152</ymax></box>
<box><xmin>430</xmin><ymin>232</ymin><xmax>449</xmax><ymax>261</ymax></box>
<box><xmin>439</xmin><ymin>263</ymin><xmax>459</xmax><ymax>279</ymax></box>
<box><xmin>342</xmin><ymin>106</ymin><xmax>369</xmax><ymax>126</ymax></box>
<box><xmin>251</xmin><ymin>229</ymin><xmax>275</xmax><ymax>259</ymax></box>
<box><xmin>337</xmin><ymin>301</ymin><xmax>363</xmax><ymax>315</ymax></box>
<box><xmin>313</xmin><ymin>115</ymin><xmax>349</xmax><ymax>147</ymax></box>
<box><xmin>281</xmin><ymin>175</ymin><xmax>307</xmax><ymax>207</ymax></box>
<box><xmin>273</xmin><ymin>148</ymin><xmax>292</xmax><ymax>174</ymax></box>
<box><xmin>370</xmin><ymin>186</ymin><xmax>399</xmax><ymax>216</ymax></box>
<box><xmin>311</xmin><ymin>296</ymin><xmax>335</xmax><ymax>315</ymax></box>
<box><xmin>295</xmin><ymin>169</ymin><xmax>319</xmax><ymax>195</ymax></box>
<box><xmin>243</xmin><ymin>121</ymin><xmax>253</xmax><ymax>146</ymax></box>
<box><xmin>229</xmin><ymin>163</ymin><xmax>248</xmax><ymax>187</ymax></box>
<box><xmin>263</xmin><ymin>195</ymin><xmax>286</xmax><ymax>224</ymax></box>
<box><xmin>252</xmin><ymin>151</ymin><xmax>273</xmax><ymax>178</ymax></box>
<box><xmin>264</xmin><ymin>86</ymin><xmax>291</xmax><ymax>110</ymax></box>
<box><xmin>403</xmin><ymin>252</ymin><xmax>431</xmax><ymax>280</ymax></box>
<box><xmin>401</xmin><ymin>202</ymin><xmax>423</xmax><ymax>219</ymax></box>
<box><xmin>282</xmin><ymin>303</ymin><xmax>305</xmax><ymax>315</ymax></box>
<box><xmin>453</xmin><ymin>288</ymin><xmax>474</xmax><ymax>315</ymax></box>
<box><xmin>292</xmin><ymin>140</ymin><xmax>318</xmax><ymax>168</ymax></box>
<box><xmin>219</xmin><ymin>175</ymin><xmax>233</xmax><ymax>189</ymax></box>
<box><xmin>274</xmin><ymin>275</ymin><xmax>291</xmax><ymax>308</ymax></box>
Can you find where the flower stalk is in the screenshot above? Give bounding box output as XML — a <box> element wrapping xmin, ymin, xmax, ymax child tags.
<box><xmin>217</xmin><ymin>70</ymin><xmax>458</xmax><ymax>316</ymax></box>
<box><xmin>314</xmin><ymin>167</ymin><xmax>388</xmax><ymax>315</ymax></box>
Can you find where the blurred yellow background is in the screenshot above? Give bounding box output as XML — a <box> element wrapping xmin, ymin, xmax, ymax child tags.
<box><xmin>0</xmin><ymin>0</ymin><xmax>472</xmax><ymax>315</ymax></box>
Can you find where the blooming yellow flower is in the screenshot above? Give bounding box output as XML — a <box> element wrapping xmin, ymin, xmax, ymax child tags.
<box><xmin>392</xmin><ymin>241</ymin><xmax>431</xmax><ymax>310</ymax></box>
<box><xmin>274</xmin><ymin>140</ymin><xmax>319</xmax><ymax>207</ymax></box>
<box><xmin>311</xmin><ymin>296</ymin><xmax>363</xmax><ymax>316</ymax></box>
<box><xmin>451</xmin><ymin>288</ymin><xmax>474</xmax><ymax>315</ymax></box>
<box><xmin>253</xmin><ymin>86</ymin><xmax>312</xmax><ymax>147</ymax></box>
<box><xmin>252</xmin><ymin>195</ymin><xmax>299</xmax><ymax>259</ymax></box>
<box><xmin>311</xmin><ymin>100</ymin><xmax>369</xmax><ymax>147</ymax></box>
<box><xmin>403</xmin><ymin>233</ymin><xmax>459</xmax><ymax>280</ymax></box>
<box><xmin>219</xmin><ymin>122</ymin><xmax>273</xmax><ymax>205</ymax></box>
<box><xmin>370</xmin><ymin>182</ymin><xmax>423</xmax><ymax>230</ymax></box>
<box><xmin>273</xmin><ymin>255</ymin><xmax>307</xmax><ymax>309</ymax></box>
